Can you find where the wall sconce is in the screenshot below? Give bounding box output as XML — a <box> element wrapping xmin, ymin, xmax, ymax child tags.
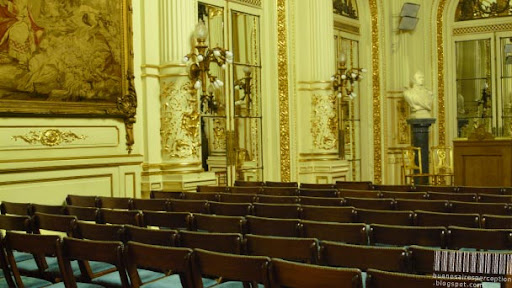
<box><xmin>183</xmin><ymin>20</ymin><xmax>234</xmax><ymax>114</ymax></box>
<box><xmin>234</xmin><ymin>66</ymin><xmax>252</xmax><ymax>107</ymax></box>
<box><xmin>331</xmin><ymin>53</ymin><xmax>366</xmax><ymax>100</ymax></box>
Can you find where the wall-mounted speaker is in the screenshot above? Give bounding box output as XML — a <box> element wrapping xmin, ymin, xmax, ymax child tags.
<box><xmin>399</xmin><ymin>2</ymin><xmax>420</xmax><ymax>31</ymax></box>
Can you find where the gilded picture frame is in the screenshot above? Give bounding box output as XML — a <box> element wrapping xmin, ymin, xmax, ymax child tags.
<box><xmin>0</xmin><ymin>0</ymin><xmax>136</xmax><ymax>152</ymax></box>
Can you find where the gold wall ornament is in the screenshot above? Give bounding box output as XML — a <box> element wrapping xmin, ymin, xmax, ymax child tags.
<box><xmin>333</xmin><ymin>0</ymin><xmax>359</xmax><ymax>19</ymax></box>
<box><xmin>12</xmin><ymin>129</ymin><xmax>87</xmax><ymax>147</ymax></box>
<box><xmin>160</xmin><ymin>81</ymin><xmax>200</xmax><ymax>159</ymax></box>
<box><xmin>311</xmin><ymin>94</ymin><xmax>338</xmax><ymax>150</ymax></box>
<box><xmin>437</xmin><ymin>0</ymin><xmax>448</xmax><ymax>146</ymax></box>
<box><xmin>398</xmin><ymin>99</ymin><xmax>410</xmax><ymax>144</ymax></box>
<box><xmin>213</xmin><ymin>119</ymin><xmax>227</xmax><ymax>150</ymax></box>
<box><xmin>117</xmin><ymin>74</ymin><xmax>137</xmax><ymax>154</ymax></box>
<box><xmin>453</xmin><ymin>23</ymin><xmax>512</xmax><ymax>35</ymax></box>
<box><xmin>278</xmin><ymin>0</ymin><xmax>291</xmax><ymax>182</ymax></box>
<box><xmin>369</xmin><ymin>0</ymin><xmax>382</xmax><ymax>184</ymax></box>
<box><xmin>455</xmin><ymin>0</ymin><xmax>512</xmax><ymax>21</ymax></box>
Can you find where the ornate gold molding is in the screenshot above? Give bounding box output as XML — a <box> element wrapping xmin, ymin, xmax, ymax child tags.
<box><xmin>311</xmin><ymin>94</ymin><xmax>337</xmax><ymax>150</ymax></box>
<box><xmin>334</xmin><ymin>22</ymin><xmax>360</xmax><ymax>34</ymax></box>
<box><xmin>278</xmin><ymin>0</ymin><xmax>291</xmax><ymax>182</ymax></box>
<box><xmin>12</xmin><ymin>129</ymin><xmax>87</xmax><ymax>147</ymax></box>
<box><xmin>437</xmin><ymin>0</ymin><xmax>448</xmax><ymax>146</ymax></box>
<box><xmin>453</xmin><ymin>23</ymin><xmax>512</xmax><ymax>35</ymax></box>
<box><xmin>369</xmin><ymin>0</ymin><xmax>382</xmax><ymax>184</ymax></box>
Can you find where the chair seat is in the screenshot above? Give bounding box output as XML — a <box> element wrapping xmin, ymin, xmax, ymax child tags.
<box><xmin>92</xmin><ymin>268</ymin><xmax>164</xmax><ymax>287</ymax></box>
<box><xmin>213</xmin><ymin>282</ymin><xmax>265</xmax><ymax>288</ymax></box>
<box><xmin>140</xmin><ymin>275</ymin><xmax>182</xmax><ymax>288</ymax></box>
<box><xmin>13</xmin><ymin>251</ymin><xmax>33</xmax><ymax>262</ymax></box>
<box><xmin>50</xmin><ymin>282</ymin><xmax>105</xmax><ymax>288</ymax></box>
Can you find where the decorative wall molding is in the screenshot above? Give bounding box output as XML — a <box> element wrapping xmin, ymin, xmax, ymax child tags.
<box><xmin>370</xmin><ymin>0</ymin><xmax>383</xmax><ymax>184</ymax></box>
<box><xmin>437</xmin><ymin>0</ymin><xmax>448</xmax><ymax>146</ymax></box>
<box><xmin>12</xmin><ymin>129</ymin><xmax>87</xmax><ymax>147</ymax></box>
<box><xmin>311</xmin><ymin>94</ymin><xmax>337</xmax><ymax>150</ymax></box>
<box><xmin>229</xmin><ymin>0</ymin><xmax>262</xmax><ymax>8</ymax></box>
<box><xmin>453</xmin><ymin>23</ymin><xmax>512</xmax><ymax>35</ymax></box>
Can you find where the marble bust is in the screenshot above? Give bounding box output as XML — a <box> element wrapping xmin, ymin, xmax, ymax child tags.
<box><xmin>403</xmin><ymin>71</ymin><xmax>434</xmax><ymax>119</ymax></box>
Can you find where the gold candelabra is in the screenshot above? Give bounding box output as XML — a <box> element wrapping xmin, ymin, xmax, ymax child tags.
<box><xmin>331</xmin><ymin>53</ymin><xmax>366</xmax><ymax>100</ymax></box>
<box><xmin>183</xmin><ymin>21</ymin><xmax>234</xmax><ymax>114</ymax></box>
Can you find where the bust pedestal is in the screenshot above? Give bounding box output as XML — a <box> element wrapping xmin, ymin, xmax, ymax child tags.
<box><xmin>407</xmin><ymin>118</ymin><xmax>436</xmax><ymax>185</ymax></box>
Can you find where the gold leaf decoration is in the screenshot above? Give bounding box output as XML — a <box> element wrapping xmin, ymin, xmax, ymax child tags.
<box><xmin>12</xmin><ymin>129</ymin><xmax>87</xmax><ymax>146</ymax></box>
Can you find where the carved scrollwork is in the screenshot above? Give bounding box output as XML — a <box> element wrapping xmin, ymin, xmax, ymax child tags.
<box><xmin>12</xmin><ymin>129</ymin><xmax>87</xmax><ymax>146</ymax></box>
<box><xmin>118</xmin><ymin>73</ymin><xmax>137</xmax><ymax>154</ymax></box>
<box><xmin>311</xmin><ymin>94</ymin><xmax>338</xmax><ymax>150</ymax></box>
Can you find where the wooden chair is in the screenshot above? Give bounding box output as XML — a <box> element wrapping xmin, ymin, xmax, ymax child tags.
<box><xmin>0</xmin><ymin>201</ymin><xmax>33</xmax><ymax>216</ymax></box>
<box><xmin>354</xmin><ymin>209</ymin><xmax>414</xmax><ymax>226</ymax></box>
<box><xmin>194</xmin><ymin>248</ymin><xmax>271</xmax><ymax>288</ymax></box>
<box><xmin>0</xmin><ymin>232</ymin><xmax>16</xmax><ymax>287</ymax></box>
<box><xmin>64</xmin><ymin>205</ymin><xmax>99</xmax><ymax>222</ymax></box>
<box><xmin>394</xmin><ymin>199</ymin><xmax>450</xmax><ymax>213</ymax></box>
<box><xmin>217</xmin><ymin>192</ymin><xmax>257</xmax><ymax>203</ymax></box>
<box><xmin>61</xmin><ymin>237</ymin><xmax>130</xmax><ymax>288</ymax></box>
<box><xmin>449</xmin><ymin>201</ymin><xmax>511</xmax><ymax>215</ymax></box>
<box><xmin>246</xmin><ymin>216</ymin><xmax>301</xmax><ymax>237</ymax></box>
<box><xmin>366</xmin><ymin>268</ymin><xmax>480</xmax><ymax>288</ymax></box>
<box><xmin>336</xmin><ymin>181</ymin><xmax>373</xmax><ymax>190</ymax></box>
<box><xmin>208</xmin><ymin>201</ymin><xmax>252</xmax><ymax>216</ymax></box>
<box><xmin>458</xmin><ymin>186</ymin><xmax>503</xmax><ymax>195</ymax></box>
<box><xmin>379</xmin><ymin>191</ymin><xmax>427</xmax><ymax>200</ymax></box>
<box><xmin>167</xmin><ymin>199</ymin><xmax>210</xmax><ymax>214</ymax></box>
<box><xmin>73</xmin><ymin>221</ymin><xmax>125</xmax><ymax>242</ymax></box>
<box><xmin>130</xmin><ymin>198</ymin><xmax>168</xmax><ymax>211</ymax></box>
<box><xmin>124</xmin><ymin>242</ymin><xmax>197</xmax><ymax>288</ymax></box>
<box><xmin>414</xmin><ymin>185</ymin><xmax>459</xmax><ymax>192</ymax></box>
<box><xmin>369</xmin><ymin>224</ymin><xmax>447</xmax><ymax>248</ymax></box>
<box><xmin>339</xmin><ymin>189</ymin><xmax>381</xmax><ymax>199</ymax></box>
<box><xmin>65</xmin><ymin>195</ymin><xmax>99</xmax><ymax>208</ymax></box>
<box><xmin>260</xmin><ymin>187</ymin><xmax>298</xmax><ymax>196</ymax></box>
<box><xmin>0</xmin><ymin>214</ymin><xmax>33</xmax><ymax>264</ymax></box>
<box><xmin>178</xmin><ymin>231</ymin><xmax>243</xmax><ymax>254</ymax></box>
<box><xmin>298</xmin><ymin>188</ymin><xmax>338</xmax><ymax>198</ymax></box>
<box><xmin>97</xmin><ymin>196</ymin><xmax>133</xmax><ymax>209</ymax></box>
<box><xmin>244</xmin><ymin>234</ymin><xmax>318</xmax><ymax>264</ymax></box>
<box><xmin>300</xmin><ymin>205</ymin><xmax>354</xmax><ymax>223</ymax></box>
<box><xmin>320</xmin><ymin>241</ymin><xmax>409</xmax><ymax>273</ymax></box>
<box><xmin>407</xmin><ymin>245</ymin><xmax>438</xmax><ymax>274</ymax></box>
<box><xmin>97</xmin><ymin>208</ymin><xmax>143</xmax><ymax>226</ymax></box>
<box><xmin>3</xmin><ymin>232</ymin><xmax>68</xmax><ymax>287</ymax></box>
<box><xmin>233</xmin><ymin>180</ymin><xmax>265</xmax><ymax>187</ymax></box>
<box><xmin>447</xmin><ymin>226</ymin><xmax>512</xmax><ymax>250</ymax></box>
<box><xmin>271</xmin><ymin>258</ymin><xmax>362</xmax><ymax>288</ymax></box>
<box><xmin>430</xmin><ymin>145</ymin><xmax>454</xmax><ymax>185</ymax></box>
<box><xmin>124</xmin><ymin>225</ymin><xmax>177</xmax><ymax>247</ymax></box>
<box><xmin>256</xmin><ymin>195</ymin><xmax>299</xmax><ymax>204</ymax></box>
<box><xmin>265</xmin><ymin>181</ymin><xmax>298</xmax><ymax>187</ymax></box>
<box><xmin>301</xmin><ymin>220</ymin><xmax>367</xmax><ymax>244</ymax></box>
<box><xmin>299</xmin><ymin>183</ymin><xmax>336</xmax><ymax>190</ymax></box>
<box><xmin>372</xmin><ymin>184</ymin><xmax>415</xmax><ymax>192</ymax></box>
<box><xmin>33</xmin><ymin>212</ymin><xmax>77</xmax><ymax>236</ymax></box>
<box><xmin>414</xmin><ymin>210</ymin><xmax>480</xmax><ymax>228</ymax></box>
<box><xmin>32</xmin><ymin>204</ymin><xmax>66</xmax><ymax>215</ymax></box>
<box><xmin>299</xmin><ymin>196</ymin><xmax>344</xmax><ymax>206</ymax></box>
<box><xmin>141</xmin><ymin>211</ymin><xmax>191</xmax><ymax>230</ymax></box>
<box><xmin>400</xmin><ymin>146</ymin><xmax>432</xmax><ymax>185</ymax></box>
<box><xmin>252</xmin><ymin>203</ymin><xmax>301</xmax><ymax>219</ymax></box>
<box><xmin>477</xmin><ymin>193</ymin><xmax>512</xmax><ymax>203</ymax></box>
<box><xmin>230</xmin><ymin>186</ymin><xmax>262</xmax><ymax>195</ymax></box>
<box><xmin>149</xmin><ymin>191</ymin><xmax>182</xmax><ymax>199</ymax></box>
<box><xmin>343</xmin><ymin>197</ymin><xmax>395</xmax><ymax>210</ymax></box>
<box><xmin>197</xmin><ymin>185</ymin><xmax>229</xmax><ymax>193</ymax></box>
<box><xmin>190</xmin><ymin>214</ymin><xmax>246</xmax><ymax>234</ymax></box>
<box><xmin>481</xmin><ymin>214</ymin><xmax>512</xmax><ymax>229</ymax></box>
<box><xmin>427</xmin><ymin>192</ymin><xmax>477</xmax><ymax>202</ymax></box>
<box><xmin>181</xmin><ymin>192</ymin><xmax>219</xmax><ymax>201</ymax></box>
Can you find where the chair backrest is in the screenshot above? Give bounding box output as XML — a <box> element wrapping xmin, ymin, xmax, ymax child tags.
<box><xmin>191</xmin><ymin>213</ymin><xmax>246</xmax><ymax>234</ymax></box>
<box><xmin>230</xmin><ymin>186</ymin><xmax>262</xmax><ymax>195</ymax></box>
<box><xmin>244</xmin><ymin>234</ymin><xmax>318</xmax><ymax>264</ymax></box>
<box><xmin>481</xmin><ymin>214</ymin><xmax>512</xmax><ymax>229</ymax></box>
<box><xmin>97</xmin><ymin>208</ymin><xmax>143</xmax><ymax>226</ymax></box>
<box><xmin>0</xmin><ymin>201</ymin><xmax>33</xmax><ymax>215</ymax></box>
<box><xmin>124</xmin><ymin>242</ymin><xmax>196</xmax><ymax>288</ymax></box>
<box><xmin>253</xmin><ymin>203</ymin><xmax>301</xmax><ymax>219</ymax></box>
<box><xmin>256</xmin><ymin>195</ymin><xmax>300</xmax><ymax>204</ymax></box>
<box><xmin>336</xmin><ymin>181</ymin><xmax>373</xmax><ymax>190</ymax></box>
<box><xmin>218</xmin><ymin>192</ymin><xmax>257</xmax><ymax>203</ymax></box>
<box><xmin>246</xmin><ymin>216</ymin><xmax>301</xmax><ymax>237</ymax></box>
<box><xmin>61</xmin><ymin>237</ymin><xmax>130</xmax><ymax>287</ymax></box>
<box><xmin>142</xmin><ymin>211</ymin><xmax>191</xmax><ymax>230</ymax></box>
<box><xmin>0</xmin><ymin>214</ymin><xmax>32</xmax><ymax>232</ymax></box>
<box><xmin>298</xmin><ymin>188</ymin><xmax>338</xmax><ymax>198</ymax></box>
<box><xmin>97</xmin><ymin>196</ymin><xmax>133</xmax><ymax>209</ymax></box>
<box><xmin>178</xmin><ymin>231</ymin><xmax>243</xmax><ymax>254</ymax></box>
<box><xmin>449</xmin><ymin>200</ymin><xmax>511</xmax><ymax>215</ymax></box>
<box><xmin>299</xmin><ymin>196</ymin><xmax>344</xmax><ymax>206</ymax></box>
<box><xmin>320</xmin><ymin>241</ymin><xmax>409</xmax><ymax>273</ymax></box>
<box><xmin>33</xmin><ymin>212</ymin><xmax>77</xmax><ymax>236</ymax></box>
<box><xmin>32</xmin><ymin>204</ymin><xmax>66</xmax><ymax>215</ymax></box>
<box><xmin>414</xmin><ymin>210</ymin><xmax>480</xmax><ymax>228</ymax></box>
<box><xmin>299</xmin><ymin>183</ymin><xmax>336</xmax><ymax>190</ymax></box>
<box><xmin>431</xmin><ymin>145</ymin><xmax>453</xmax><ymax>175</ymax></box>
<box><xmin>394</xmin><ymin>199</ymin><xmax>450</xmax><ymax>213</ymax></box>
<box><xmin>366</xmin><ymin>268</ymin><xmax>480</xmax><ymax>288</ymax></box>
<box><xmin>339</xmin><ymin>189</ymin><xmax>381</xmax><ymax>199</ymax></box>
<box><xmin>66</xmin><ymin>195</ymin><xmax>98</xmax><ymax>207</ymax></box>
<box><xmin>354</xmin><ymin>209</ymin><xmax>414</xmax><ymax>226</ymax></box>
<box><xmin>130</xmin><ymin>198</ymin><xmax>168</xmax><ymax>211</ymax></box>
<box><xmin>477</xmin><ymin>193</ymin><xmax>512</xmax><ymax>204</ymax></box>
<box><xmin>260</xmin><ymin>187</ymin><xmax>298</xmax><ymax>196</ymax></box>
<box><xmin>73</xmin><ymin>221</ymin><xmax>125</xmax><ymax>242</ymax></box>
<box><xmin>301</xmin><ymin>220</ymin><xmax>367</xmax><ymax>244</ymax></box>
<box><xmin>64</xmin><ymin>205</ymin><xmax>99</xmax><ymax>221</ymax></box>
<box><xmin>427</xmin><ymin>192</ymin><xmax>477</xmax><ymax>202</ymax></box>
<box><xmin>343</xmin><ymin>197</ymin><xmax>395</xmax><ymax>210</ymax></box>
<box><xmin>167</xmin><ymin>199</ymin><xmax>210</xmax><ymax>214</ymax></box>
<box><xmin>372</xmin><ymin>184</ymin><xmax>415</xmax><ymax>192</ymax></box>
<box><xmin>181</xmin><ymin>192</ymin><xmax>219</xmax><ymax>201</ymax></box>
<box><xmin>369</xmin><ymin>224</ymin><xmax>446</xmax><ymax>247</ymax></box>
<box><xmin>401</xmin><ymin>146</ymin><xmax>423</xmax><ymax>176</ymax></box>
<box><xmin>271</xmin><ymin>258</ymin><xmax>362</xmax><ymax>288</ymax></box>
<box><xmin>197</xmin><ymin>185</ymin><xmax>229</xmax><ymax>193</ymax></box>
<box><xmin>458</xmin><ymin>186</ymin><xmax>503</xmax><ymax>194</ymax></box>
<box><xmin>414</xmin><ymin>185</ymin><xmax>459</xmax><ymax>192</ymax></box>
<box><xmin>149</xmin><ymin>191</ymin><xmax>182</xmax><ymax>199</ymax></box>
<box><xmin>379</xmin><ymin>191</ymin><xmax>427</xmax><ymax>200</ymax></box>
<box><xmin>0</xmin><ymin>232</ymin><xmax>15</xmax><ymax>287</ymax></box>
<box><xmin>265</xmin><ymin>181</ymin><xmax>298</xmax><ymax>187</ymax></box>
<box><xmin>447</xmin><ymin>226</ymin><xmax>512</xmax><ymax>250</ymax></box>
<box><xmin>300</xmin><ymin>205</ymin><xmax>354</xmax><ymax>223</ymax></box>
<box><xmin>194</xmin><ymin>248</ymin><xmax>271</xmax><ymax>287</ymax></box>
<box><xmin>234</xmin><ymin>180</ymin><xmax>265</xmax><ymax>187</ymax></box>
<box><xmin>124</xmin><ymin>225</ymin><xmax>177</xmax><ymax>246</ymax></box>
<box><xmin>208</xmin><ymin>201</ymin><xmax>252</xmax><ymax>216</ymax></box>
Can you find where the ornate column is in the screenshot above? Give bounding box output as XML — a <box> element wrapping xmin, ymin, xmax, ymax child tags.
<box><xmin>140</xmin><ymin>0</ymin><xmax>216</xmax><ymax>195</ymax></box>
<box><xmin>295</xmin><ymin>0</ymin><xmax>349</xmax><ymax>184</ymax></box>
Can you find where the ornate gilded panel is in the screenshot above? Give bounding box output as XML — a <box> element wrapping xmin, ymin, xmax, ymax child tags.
<box><xmin>311</xmin><ymin>94</ymin><xmax>337</xmax><ymax>150</ymax></box>
<box><xmin>455</xmin><ymin>0</ymin><xmax>512</xmax><ymax>21</ymax></box>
